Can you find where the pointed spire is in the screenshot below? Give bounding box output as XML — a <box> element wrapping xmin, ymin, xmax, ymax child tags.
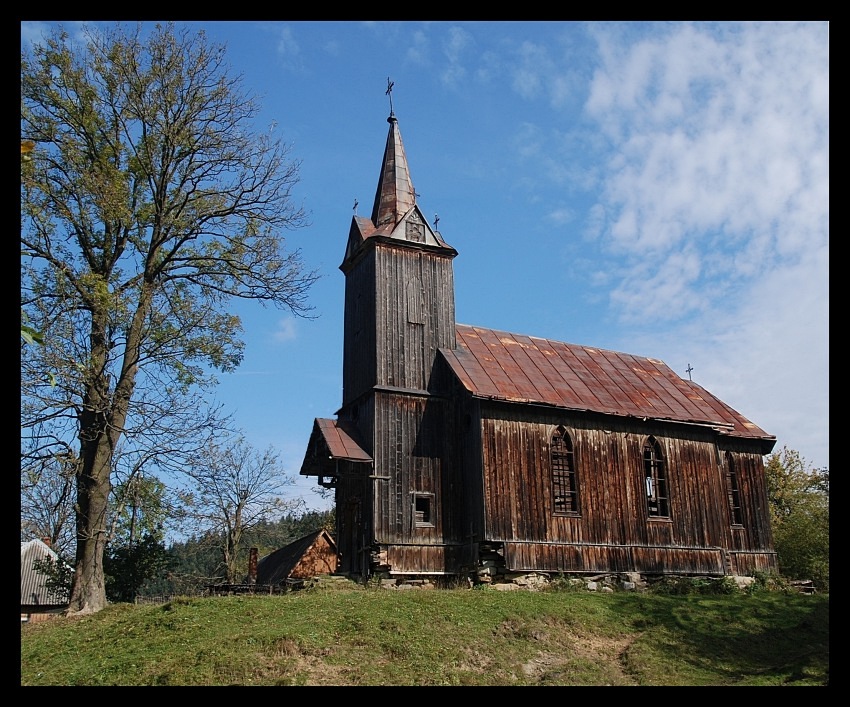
<box><xmin>371</xmin><ymin>108</ymin><xmax>417</xmax><ymax>228</ymax></box>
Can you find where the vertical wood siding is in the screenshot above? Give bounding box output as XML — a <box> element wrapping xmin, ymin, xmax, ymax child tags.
<box><xmin>475</xmin><ymin>402</ymin><xmax>776</xmax><ymax>575</ymax></box>
<box><xmin>335</xmin><ymin>466</ymin><xmax>369</xmax><ymax>577</ymax></box>
<box><xmin>371</xmin><ymin>392</ymin><xmax>462</xmax><ymax>546</ymax></box>
<box><xmin>451</xmin><ymin>383</ymin><xmax>486</xmax><ymax>543</ymax></box>
<box><xmin>335</xmin><ymin>229</ymin><xmax>776</xmax><ymax>578</ymax></box>
<box><xmin>339</xmin><ymin>238</ymin><xmax>461</xmax><ymax>574</ymax></box>
<box><xmin>373</xmin><ymin>244</ymin><xmax>456</xmax><ymax>393</ymax></box>
<box><xmin>342</xmin><ymin>253</ymin><xmax>377</xmax><ymax>406</ymax></box>
<box><xmin>383</xmin><ymin>544</ymin><xmax>472</xmax><ymax>575</ymax></box>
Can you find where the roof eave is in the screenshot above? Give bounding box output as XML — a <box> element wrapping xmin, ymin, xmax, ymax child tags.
<box><xmin>463</xmin><ymin>390</ymin><xmax>775</xmax><ymax>444</ymax></box>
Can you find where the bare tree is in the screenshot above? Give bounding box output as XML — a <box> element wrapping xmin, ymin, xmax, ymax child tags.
<box><xmin>21</xmin><ymin>446</ymin><xmax>77</xmax><ymax>558</ymax></box>
<box><xmin>21</xmin><ymin>22</ymin><xmax>318</xmax><ymax>614</ymax></box>
<box><xmin>177</xmin><ymin>434</ymin><xmax>303</xmax><ymax>584</ymax></box>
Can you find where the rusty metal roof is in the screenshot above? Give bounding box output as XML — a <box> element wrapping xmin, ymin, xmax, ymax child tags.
<box><xmin>371</xmin><ymin>114</ymin><xmax>416</xmax><ymax>229</ymax></box>
<box><xmin>299</xmin><ymin>417</ymin><xmax>371</xmax><ymax>478</ymax></box>
<box><xmin>311</xmin><ymin>418</ymin><xmax>371</xmax><ymax>463</ymax></box>
<box><xmin>441</xmin><ymin>324</ymin><xmax>774</xmax><ymax>442</ymax></box>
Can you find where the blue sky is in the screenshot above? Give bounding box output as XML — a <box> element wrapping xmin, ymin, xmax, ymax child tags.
<box><xmin>22</xmin><ymin>21</ymin><xmax>829</xmax><ymax>512</ymax></box>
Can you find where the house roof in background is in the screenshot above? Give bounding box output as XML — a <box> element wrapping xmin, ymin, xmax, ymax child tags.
<box><xmin>21</xmin><ymin>538</ymin><xmax>69</xmax><ymax>607</ymax></box>
<box><xmin>256</xmin><ymin>529</ymin><xmax>337</xmax><ymax>585</ymax></box>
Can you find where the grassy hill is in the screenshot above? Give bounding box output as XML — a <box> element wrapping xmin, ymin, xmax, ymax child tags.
<box><xmin>20</xmin><ymin>579</ymin><xmax>829</xmax><ymax>686</ymax></box>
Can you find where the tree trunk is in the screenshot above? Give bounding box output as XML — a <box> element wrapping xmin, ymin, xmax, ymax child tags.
<box><xmin>66</xmin><ymin>438</ymin><xmax>112</xmax><ymax>614</ymax></box>
<box><xmin>66</xmin><ymin>307</ymin><xmax>114</xmax><ymax>615</ymax></box>
<box><xmin>225</xmin><ymin>528</ymin><xmax>242</xmax><ymax>584</ymax></box>
<box><xmin>66</xmin><ymin>290</ymin><xmax>149</xmax><ymax>615</ymax></box>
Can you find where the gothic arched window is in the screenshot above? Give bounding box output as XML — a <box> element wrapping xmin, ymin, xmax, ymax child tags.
<box><xmin>643</xmin><ymin>437</ymin><xmax>669</xmax><ymax>518</ymax></box>
<box><xmin>551</xmin><ymin>426</ymin><xmax>579</xmax><ymax>515</ymax></box>
<box><xmin>725</xmin><ymin>451</ymin><xmax>744</xmax><ymax>526</ymax></box>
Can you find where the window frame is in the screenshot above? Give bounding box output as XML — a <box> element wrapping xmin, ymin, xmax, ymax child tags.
<box><xmin>724</xmin><ymin>451</ymin><xmax>744</xmax><ymax>527</ymax></box>
<box><xmin>643</xmin><ymin>436</ymin><xmax>670</xmax><ymax>518</ymax></box>
<box><xmin>550</xmin><ymin>425</ymin><xmax>580</xmax><ymax>516</ymax></box>
<box><xmin>412</xmin><ymin>492</ymin><xmax>435</xmax><ymax>528</ymax></box>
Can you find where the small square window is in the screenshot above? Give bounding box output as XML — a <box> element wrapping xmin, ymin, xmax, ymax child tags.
<box><xmin>413</xmin><ymin>493</ymin><xmax>434</xmax><ymax>527</ymax></box>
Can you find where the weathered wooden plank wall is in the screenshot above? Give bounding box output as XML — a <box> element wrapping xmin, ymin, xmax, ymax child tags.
<box><xmin>383</xmin><ymin>543</ymin><xmax>473</xmax><ymax>575</ymax></box>
<box><xmin>289</xmin><ymin>540</ymin><xmax>339</xmax><ymax>579</ymax></box>
<box><xmin>371</xmin><ymin>392</ymin><xmax>459</xmax><ymax>545</ymax></box>
<box><xmin>335</xmin><ymin>468</ymin><xmax>368</xmax><ymax>576</ymax></box>
<box><xmin>474</xmin><ymin>402</ymin><xmax>776</xmax><ymax>575</ymax></box>
<box><xmin>342</xmin><ymin>251</ymin><xmax>377</xmax><ymax>406</ymax></box>
<box><xmin>374</xmin><ymin>245</ymin><xmax>456</xmax><ymax>392</ymax></box>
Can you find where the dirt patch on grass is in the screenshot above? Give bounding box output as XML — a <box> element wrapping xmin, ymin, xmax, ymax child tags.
<box><xmin>521</xmin><ymin>629</ymin><xmax>640</xmax><ymax>686</ymax></box>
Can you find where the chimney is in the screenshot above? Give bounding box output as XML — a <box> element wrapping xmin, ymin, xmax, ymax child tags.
<box><xmin>41</xmin><ymin>537</ymin><xmax>51</xmax><ymax>547</ymax></box>
<box><xmin>248</xmin><ymin>547</ymin><xmax>258</xmax><ymax>584</ymax></box>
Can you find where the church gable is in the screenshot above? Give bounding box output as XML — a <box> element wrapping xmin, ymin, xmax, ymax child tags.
<box><xmin>386</xmin><ymin>205</ymin><xmax>450</xmax><ymax>249</ymax></box>
<box><xmin>342</xmin><ymin>216</ymin><xmax>373</xmax><ymax>266</ymax></box>
<box><xmin>344</xmin><ymin>206</ymin><xmax>453</xmax><ymax>262</ymax></box>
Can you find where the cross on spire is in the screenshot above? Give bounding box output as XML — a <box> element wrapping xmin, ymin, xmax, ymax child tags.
<box><xmin>353</xmin><ymin>198</ymin><xmax>358</xmax><ymax>215</ymax></box>
<box><xmin>386</xmin><ymin>77</ymin><xmax>395</xmax><ymax>116</ymax></box>
<box><xmin>686</xmin><ymin>363</ymin><xmax>694</xmax><ymax>381</ymax></box>
<box><xmin>434</xmin><ymin>214</ymin><xmax>440</xmax><ymax>229</ymax></box>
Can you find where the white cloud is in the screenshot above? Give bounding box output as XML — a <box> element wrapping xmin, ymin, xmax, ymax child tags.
<box><xmin>406</xmin><ymin>30</ymin><xmax>429</xmax><ymax>65</ymax></box>
<box><xmin>275</xmin><ymin>25</ymin><xmax>304</xmax><ymax>72</ymax></box>
<box><xmin>584</xmin><ymin>22</ymin><xmax>828</xmax><ymax>468</ymax></box>
<box><xmin>510</xmin><ymin>41</ymin><xmax>553</xmax><ymax>100</ymax></box>
<box><xmin>633</xmin><ymin>243</ymin><xmax>829</xmax><ymax>469</ymax></box>
<box><xmin>587</xmin><ymin>22</ymin><xmax>828</xmax><ymax>317</ymax></box>
<box><xmin>513</xmin><ymin>122</ymin><xmax>543</xmax><ymax>158</ymax></box>
<box><xmin>272</xmin><ymin>316</ymin><xmax>298</xmax><ymax>343</ymax></box>
<box><xmin>546</xmin><ymin>207</ymin><xmax>575</xmax><ymax>225</ymax></box>
<box><xmin>475</xmin><ymin>50</ymin><xmax>500</xmax><ymax>83</ymax></box>
<box><xmin>610</xmin><ymin>248</ymin><xmax>703</xmax><ymax>321</ymax></box>
<box><xmin>440</xmin><ymin>26</ymin><xmax>473</xmax><ymax>87</ymax></box>
<box><xmin>444</xmin><ymin>25</ymin><xmax>473</xmax><ymax>61</ymax></box>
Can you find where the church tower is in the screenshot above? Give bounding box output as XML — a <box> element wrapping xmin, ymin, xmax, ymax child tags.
<box><xmin>340</xmin><ymin>110</ymin><xmax>457</xmax><ymax>403</ymax></box>
<box><xmin>334</xmin><ymin>100</ymin><xmax>462</xmax><ymax>577</ymax></box>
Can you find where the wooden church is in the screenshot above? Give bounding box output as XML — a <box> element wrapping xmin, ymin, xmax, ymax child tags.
<box><xmin>300</xmin><ymin>101</ymin><xmax>778</xmax><ymax>584</ymax></box>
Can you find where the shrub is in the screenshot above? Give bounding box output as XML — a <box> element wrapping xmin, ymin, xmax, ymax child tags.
<box><xmin>649</xmin><ymin>576</ymin><xmax>740</xmax><ymax>596</ymax></box>
<box><xmin>545</xmin><ymin>573</ymin><xmax>586</xmax><ymax>593</ymax></box>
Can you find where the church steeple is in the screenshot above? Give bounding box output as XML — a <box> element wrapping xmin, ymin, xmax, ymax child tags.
<box><xmin>371</xmin><ymin>113</ymin><xmax>416</xmax><ymax>229</ymax></box>
<box><xmin>340</xmin><ymin>87</ymin><xmax>458</xmax><ymax>407</ymax></box>
<box><xmin>342</xmin><ymin>85</ymin><xmax>456</xmax><ymax>270</ymax></box>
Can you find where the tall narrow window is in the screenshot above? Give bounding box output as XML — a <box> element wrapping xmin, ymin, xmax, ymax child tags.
<box><xmin>643</xmin><ymin>437</ymin><xmax>669</xmax><ymax>517</ymax></box>
<box><xmin>725</xmin><ymin>452</ymin><xmax>744</xmax><ymax>526</ymax></box>
<box><xmin>551</xmin><ymin>426</ymin><xmax>579</xmax><ymax>515</ymax></box>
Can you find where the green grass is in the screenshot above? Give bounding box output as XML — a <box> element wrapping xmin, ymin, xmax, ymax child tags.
<box><xmin>20</xmin><ymin>582</ymin><xmax>829</xmax><ymax>686</ymax></box>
